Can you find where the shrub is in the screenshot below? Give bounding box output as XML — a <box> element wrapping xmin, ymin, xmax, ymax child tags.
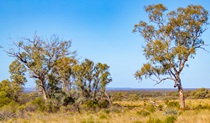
<box><xmin>194</xmin><ymin>104</ymin><xmax>210</xmax><ymax>110</ymax></box>
<box><xmin>165</xmin><ymin>100</ymin><xmax>179</xmax><ymax>108</ymax></box>
<box><xmin>83</xmin><ymin>100</ymin><xmax>99</xmax><ymax>109</ymax></box>
<box><xmin>164</xmin><ymin>116</ymin><xmax>177</xmax><ymax>123</ymax></box>
<box><xmin>0</xmin><ymin>91</ymin><xmax>12</xmax><ymax>107</ymax></box>
<box><xmin>146</xmin><ymin>105</ymin><xmax>156</xmax><ymax>113</ymax></box>
<box><xmin>136</xmin><ymin>110</ymin><xmax>150</xmax><ymax>117</ymax></box>
<box><xmin>24</xmin><ymin>102</ymin><xmax>38</xmax><ymax>112</ymax></box>
<box><xmin>104</xmin><ymin>109</ymin><xmax>110</xmax><ymax>114</ymax></box>
<box><xmin>45</xmin><ymin>101</ymin><xmax>59</xmax><ymax>113</ymax></box>
<box><xmin>146</xmin><ymin>117</ymin><xmax>162</xmax><ymax>123</ymax></box>
<box><xmin>0</xmin><ymin>105</ymin><xmax>16</xmax><ymax>121</ymax></box>
<box><xmin>157</xmin><ymin>104</ymin><xmax>164</xmax><ymax>111</ymax></box>
<box><xmin>99</xmin><ymin>114</ymin><xmax>108</xmax><ymax>119</ymax></box>
<box><xmin>32</xmin><ymin>97</ymin><xmax>46</xmax><ymax>111</ymax></box>
<box><xmin>98</xmin><ymin>99</ymin><xmax>110</xmax><ymax>108</ymax></box>
<box><xmin>191</xmin><ymin>88</ymin><xmax>209</xmax><ymax>99</ymax></box>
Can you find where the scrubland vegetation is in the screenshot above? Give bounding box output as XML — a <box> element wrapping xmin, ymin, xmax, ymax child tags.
<box><xmin>1</xmin><ymin>88</ymin><xmax>210</xmax><ymax>123</ymax></box>
<box><xmin>1</xmin><ymin>3</ymin><xmax>210</xmax><ymax>123</ymax></box>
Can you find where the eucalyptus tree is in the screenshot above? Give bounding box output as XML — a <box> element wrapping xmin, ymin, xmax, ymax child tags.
<box><xmin>133</xmin><ymin>4</ymin><xmax>208</xmax><ymax>109</ymax></box>
<box><xmin>52</xmin><ymin>57</ymin><xmax>78</xmax><ymax>97</ymax></box>
<box><xmin>73</xmin><ymin>59</ymin><xmax>112</xmax><ymax>104</ymax></box>
<box><xmin>6</xmin><ymin>35</ymin><xmax>76</xmax><ymax>100</ymax></box>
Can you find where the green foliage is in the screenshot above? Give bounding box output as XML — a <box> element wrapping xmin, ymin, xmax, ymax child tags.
<box><xmin>0</xmin><ymin>79</ymin><xmax>23</xmax><ymax>107</ymax></box>
<box><xmin>0</xmin><ymin>105</ymin><xmax>14</xmax><ymax>121</ymax></box>
<box><xmin>147</xmin><ymin>116</ymin><xmax>177</xmax><ymax>123</ymax></box>
<box><xmin>32</xmin><ymin>97</ymin><xmax>46</xmax><ymax>111</ymax></box>
<box><xmin>147</xmin><ymin>117</ymin><xmax>162</xmax><ymax>123</ymax></box>
<box><xmin>164</xmin><ymin>116</ymin><xmax>177</xmax><ymax>123</ymax></box>
<box><xmin>0</xmin><ymin>101</ymin><xmax>19</xmax><ymax>121</ymax></box>
<box><xmin>136</xmin><ymin>110</ymin><xmax>150</xmax><ymax>116</ymax></box>
<box><xmin>103</xmin><ymin>109</ymin><xmax>110</xmax><ymax>114</ymax></box>
<box><xmin>165</xmin><ymin>100</ymin><xmax>180</xmax><ymax>108</ymax></box>
<box><xmin>146</xmin><ymin>104</ymin><xmax>156</xmax><ymax>112</ymax></box>
<box><xmin>83</xmin><ymin>100</ymin><xmax>99</xmax><ymax>109</ymax></box>
<box><xmin>157</xmin><ymin>104</ymin><xmax>164</xmax><ymax>111</ymax></box>
<box><xmin>7</xmin><ymin>35</ymin><xmax>76</xmax><ymax>100</ymax></box>
<box><xmin>99</xmin><ymin>113</ymin><xmax>108</xmax><ymax>119</ymax></box>
<box><xmin>0</xmin><ymin>91</ymin><xmax>12</xmax><ymax>107</ymax></box>
<box><xmin>190</xmin><ymin>88</ymin><xmax>210</xmax><ymax>99</ymax></box>
<box><xmin>6</xmin><ymin>34</ymin><xmax>112</xmax><ymax>110</ymax></box>
<box><xmin>72</xmin><ymin>59</ymin><xmax>112</xmax><ymax>107</ymax></box>
<box><xmin>194</xmin><ymin>104</ymin><xmax>210</xmax><ymax>110</ymax></box>
<box><xmin>133</xmin><ymin>4</ymin><xmax>209</xmax><ymax>110</ymax></box>
<box><xmin>9</xmin><ymin>60</ymin><xmax>27</xmax><ymax>85</ymax></box>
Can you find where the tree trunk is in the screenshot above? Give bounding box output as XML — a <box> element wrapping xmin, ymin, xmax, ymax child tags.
<box><xmin>42</xmin><ymin>89</ymin><xmax>48</xmax><ymax>100</ymax></box>
<box><xmin>40</xmin><ymin>80</ymin><xmax>49</xmax><ymax>100</ymax></box>
<box><xmin>178</xmin><ymin>86</ymin><xmax>185</xmax><ymax>110</ymax></box>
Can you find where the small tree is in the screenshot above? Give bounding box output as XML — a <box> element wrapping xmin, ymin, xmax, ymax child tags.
<box><xmin>133</xmin><ymin>4</ymin><xmax>208</xmax><ymax>109</ymax></box>
<box><xmin>6</xmin><ymin>34</ymin><xmax>76</xmax><ymax>100</ymax></box>
<box><xmin>73</xmin><ymin>59</ymin><xmax>112</xmax><ymax>105</ymax></box>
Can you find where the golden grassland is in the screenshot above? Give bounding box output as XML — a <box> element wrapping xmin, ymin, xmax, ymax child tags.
<box><xmin>2</xmin><ymin>99</ymin><xmax>210</xmax><ymax>123</ymax></box>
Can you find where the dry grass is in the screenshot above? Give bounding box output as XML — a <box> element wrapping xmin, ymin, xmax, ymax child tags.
<box><xmin>2</xmin><ymin>99</ymin><xmax>210</xmax><ymax>123</ymax></box>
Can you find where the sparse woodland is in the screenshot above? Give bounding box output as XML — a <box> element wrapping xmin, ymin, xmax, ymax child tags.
<box><xmin>0</xmin><ymin>4</ymin><xmax>210</xmax><ymax>123</ymax></box>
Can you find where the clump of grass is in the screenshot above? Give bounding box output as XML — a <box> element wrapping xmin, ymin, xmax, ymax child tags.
<box><xmin>104</xmin><ymin>109</ymin><xmax>110</xmax><ymax>114</ymax></box>
<box><xmin>146</xmin><ymin>117</ymin><xmax>162</xmax><ymax>123</ymax></box>
<box><xmin>146</xmin><ymin>105</ymin><xmax>156</xmax><ymax>113</ymax></box>
<box><xmin>81</xmin><ymin>116</ymin><xmax>95</xmax><ymax>123</ymax></box>
<box><xmin>99</xmin><ymin>114</ymin><xmax>108</xmax><ymax>119</ymax></box>
<box><xmin>136</xmin><ymin>110</ymin><xmax>150</xmax><ymax>117</ymax></box>
<box><xmin>164</xmin><ymin>116</ymin><xmax>177</xmax><ymax>123</ymax></box>
<box><xmin>133</xmin><ymin>121</ymin><xmax>143</xmax><ymax>123</ymax></box>
<box><xmin>165</xmin><ymin>100</ymin><xmax>179</xmax><ymax>109</ymax></box>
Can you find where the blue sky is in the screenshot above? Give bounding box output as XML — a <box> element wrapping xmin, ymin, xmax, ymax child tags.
<box><xmin>0</xmin><ymin>0</ymin><xmax>210</xmax><ymax>88</ymax></box>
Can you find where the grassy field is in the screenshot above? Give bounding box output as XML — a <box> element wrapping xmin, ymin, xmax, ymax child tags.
<box><xmin>3</xmin><ymin>98</ymin><xmax>210</xmax><ymax>123</ymax></box>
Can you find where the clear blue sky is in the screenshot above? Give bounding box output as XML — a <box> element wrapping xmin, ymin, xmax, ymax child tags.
<box><xmin>0</xmin><ymin>0</ymin><xmax>210</xmax><ymax>88</ymax></box>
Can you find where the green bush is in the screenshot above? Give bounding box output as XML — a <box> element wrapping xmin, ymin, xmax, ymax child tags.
<box><xmin>146</xmin><ymin>117</ymin><xmax>162</xmax><ymax>123</ymax></box>
<box><xmin>194</xmin><ymin>104</ymin><xmax>210</xmax><ymax>110</ymax></box>
<box><xmin>45</xmin><ymin>100</ymin><xmax>59</xmax><ymax>113</ymax></box>
<box><xmin>99</xmin><ymin>113</ymin><xmax>108</xmax><ymax>119</ymax></box>
<box><xmin>136</xmin><ymin>110</ymin><xmax>150</xmax><ymax>117</ymax></box>
<box><xmin>191</xmin><ymin>88</ymin><xmax>210</xmax><ymax>99</ymax></box>
<box><xmin>146</xmin><ymin>105</ymin><xmax>156</xmax><ymax>113</ymax></box>
<box><xmin>32</xmin><ymin>97</ymin><xmax>46</xmax><ymax>111</ymax></box>
<box><xmin>0</xmin><ymin>91</ymin><xmax>12</xmax><ymax>107</ymax></box>
<box><xmin>164</xmin><ymin>116</ymin><xmax>177</xmax><ymax>123</ymax></box>
<box><xmin>0</xmin><ymin>104</ymin><xmax>16</xmax><ymax>121</ymax></box>
<box><xmin>165</xmin><ymin>100</ymin><xmax>179</xmax><ymax>108</ymax></box>
<box><xmin>83</xmin><ymin>100</ymin><xmax>99</xmax><ymax>109</ymax></box>
<box><xmin>158</xmin><ymin>104</ymin><xmax>164</xmax><ymax>111</ymax></box>
<box><xmin>104</xmin><ymin>109</ymin><xmax>110</xmax><ymax>114</ymax></box>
